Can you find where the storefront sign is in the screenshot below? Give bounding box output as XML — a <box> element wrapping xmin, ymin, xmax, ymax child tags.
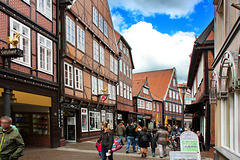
<box><xmin>180</xmin><ymin>131</ymin><xmax>200</xmax><ymax>152</ymax></box>
<box><xmin>148</xmin><ymin>122</ymin><xmax>154</xmax><ymax>130</ymax></box>
<box><xmin>62</xmin><ymin>103</ymin><xmax>80</xmax><ymax>110</ymax></box>
<box><xmin>0</xmin><ymin>48</ymin><xmax>23</xmax><ymax>58</ymax></box>
<box><xmin>169</xmin><ymin>151</ymin><xmax>201</xmax><ymax>160</ymax></box>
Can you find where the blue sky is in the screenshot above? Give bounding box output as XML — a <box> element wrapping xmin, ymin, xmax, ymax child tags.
<box><xmin>109</xmin><ymin>0</ymin><xmax>214</xmax><ymax>83</ymax></box>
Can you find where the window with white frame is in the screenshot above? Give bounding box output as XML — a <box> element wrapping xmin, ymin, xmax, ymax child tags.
<box><xmin>37</xmin><ymin>0</ymin><xmax>52</xmax><ymax>19</ymax></box>
<box><xmin>143</xmin><ymin>88</ymin><xmax>149</xmax><ymax>95</ymax></box>
<box><xmin>98</xmin><ymin>79</ymin><xmax>103</xmax><ymax>94</ymax></box>
<box><xmin>141</xmin><ymin>100</ymin><xmax>145</xmax><ymax>109</ymax></box>
<box><xmin>117</xmin><ymin>85</ymin><xmax>119</xmax><ymax>96</ymax></box>
<box><xmin>123</xmin><ymin>62</ymin><xmax>126</xmax><ymax>75</ymax></box>
<box><xmin>75</xmin><ymin>68</ymin><xmax>83</xmax><ymax>91</ymax></box>
<box><xmin>126</xmin><ymin>48</ymin><xmax>129</xmax><ymax>57</ymax></box>
<box><xmin>93</xmin><ymin>40</ymin><xmax>99</xmax><ymax>62</ymax></box>
<box><xmin>106</xmin><ymin>113</ymin><xmax>113</xmax><ymax>129</ymax></box>
<box><xmin>138</xmin><ymin>99</ymin><xmax>145</xmax><ymax>109</ymax></box>
<box><xmin>172</xmin><ymin>78</ymin><xmax>176</xmax><ymax>86</ymax></box>
<box><xmin>89</xmin><ymin>111</ymin><xmax>100</xmax><ymax>131</ymax></box>
<box><xmin>81</xmin><ymin>108</ymin><xmax>88</xmax><ymax>132</ymax></box>
<box><xmin>146</xmin><ymin>101</ymin><xmax>149</xmax><ymax>110</ymax></box>
<box><xmin>176</xmin><ymin>105</ymin><xmax>178</xmax><ymax>113</ymax></box>
<box><xmin>119</xmin><ymin>59</ymin><xmax>122</xmax><ymax>72</ymax></box>
<box><xmin>112</xmin><ymin>85</ymin><xmax>116</xmax><ymax>100</ymax></box>
<box><xmin>38</xmin><ymin>34</ymin><xmax>53</xmax><ymax>74</ymax></box>
<box><xmin>130</xmin><ymin>69</ymin><xmax>132</xmax><ymax>79</ymax></box>
<box><xmin>119</xmin><ymin>41</ymin><xmax>122</xmax><ymax>50</ymax></box>
<box><xmin>120</xmin><ymin>81</ymin><xmax>123</xmax><ymax>97</ymax></box>
<box><xmin>110</xmin><ymin>55</ymin><xmax>114</xmax><ymax>72</ymax></box>
<box><xmin>66</xmin><ymin>17</ymin><xmax>75</xmax><ymax>45</ymax></box>
<box><xmin>179</xmin><ymin>105</ymin><xmax>182</xmax><ymax>113</ymax></box>
<box><xmin>127</xmin><ymin>65</ymin><xmax>129</xmax><ymax>77</ymax></box>
<box><xmin>124</xmin><ymin>83</ymin><xmax>126</xmax><ymax>98</ymax></box>
<box><xmin>100</xmin><ymin>46</ymin><xmax>105</xmax><ymax>66</ymax></box>
<box><xmin>173</xmin><ymin>104</ymin><xmax>175</xmax><ymax>112</ymax></box>
<box><xmin>104</xmin><ymin>21</ymin><xmax>108</xmax><ymax>38</ymax></box>
<box><xmin>153</xmin><ymin>103</ymin><xmax>156</xmax><ymax>111</ymax></box>
<box><xmin>149</xmin><ymin>102</ymin><xmax>152</xmax><ymax>110</ymax></box>
<box><xmin>64</xmin><ymin>63</ymin><xmax>73</xmax><ymax>88</ymax></box>
<box><xmin>92</xmin><ymin>76</ymin><xmax>97</xmax><ymax>95</ymax></box>
<box><xmin>169</xmin><ymin>90</ymin><xmax>172</xmax><ymax>98</ymax></box>
<box><xmin>99</xmin><ymin>14</ymin><xmax>103</xmax><ymax>32</ymax></box>
<box><xmin>101</xmin><ymin>110</ymin><xmax>106</xmax><ymax>122</ymax></box>
<box><xmin>77</xmin><ymin>26</ymin><xmax>85</xmax><ymax>52</ymax></box>
<box><xmin>176</xmin><ymin>93</ymin><xmax>179</xmax><ymax>100</ymax></box>
<box><xmin>173</xmin><ymin>91</ymin><xmax>175</xmax><ymax>99</ymax></box>
<box><xmin>157</xmin><ymin>103</ymin><xmax>159</xmax><ymax>112</ymax></box>
<box><xmin>108</xmin><ymin>83</ymin><xmax>112</xmax><ymax>99</ymax></box>
<box><xmin>130</xmin><ymin>87</ymin><xmax>132</xmax><ymax>100</ymax></box>
<box><xmin>137</xmin><ymin>99</ymin><xmax>141</xmax><ymax>108</ymax></box>
<box><xmin>169</xmin><ymin>103</ymin><xmax>172</xmax><ymax>111</ymax></box>
<box><xmin>114</xmin><ymin>59</ymin><xmax>118</xmax><ymax>75</ymax></box>
<box><xmin>127</xmin><ymin>85</ymin><xmax>129</xmax><ymax>99</ymax></box>
<box><xmin>197</xmin><ymin>55</ymin><xmax>204</xmax><ymax>87</ymax></box>
<box><xmin>93</xmin><ymin>7</ymin><xmax>98</xmax><ymax>26</ymax></box>
<box><xmin>10</xmin><ymin>18</ymin><xmax>31</xmax><ymax>66</ymax></box>
<box><xmin>165</xmin><ymin>102</ymin><xmax>168</xmax><ymax>111</ymax></box>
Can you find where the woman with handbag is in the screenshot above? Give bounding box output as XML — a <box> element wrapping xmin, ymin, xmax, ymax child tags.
<box><xmin>97</xmin><ymin>122</ymin><xmax>114</xmax><ymax>160</ymax></box>
<box><xmin>155</xmin><ymin>124</ymin><xmax>169</xmax><ymax>158</ymax></box>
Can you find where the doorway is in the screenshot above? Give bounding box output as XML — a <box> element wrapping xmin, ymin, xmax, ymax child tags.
<box><xmin>64</xmin><ymin>110</ymin><xmax>76</xmax><ymax>142</ymax></box>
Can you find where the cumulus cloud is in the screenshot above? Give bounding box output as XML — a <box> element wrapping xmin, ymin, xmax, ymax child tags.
<box><xmin>109</xmin><ymin>0</ymin><xmax>203</xmax><ymax>18</ymax></box>
<box><xmin>122</xmin><ymin>22</ymin><xmax>195</xmax><ymax>83</ymax></box>
<box><xmin>112</xmin><ymin>12</ymin><xmax>128</xmax><ymax>33</ymax></box>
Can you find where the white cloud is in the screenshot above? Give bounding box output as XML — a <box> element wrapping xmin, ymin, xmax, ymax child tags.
<box><xmin>122</xmin><ymin>22</ymin><xmax>195</xmax><ymax>83</ymax></box>
<box><xmin>112</xmin><ymin>12</ymin><xmax>128</xmax><ymax>33</ymax></box>
<box><xmin>109</xmin><ymin>0</ymin><xmax>203</xmax><ymax>18</ymax></box>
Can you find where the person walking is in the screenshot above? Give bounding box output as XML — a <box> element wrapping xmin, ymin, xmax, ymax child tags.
<box><xmin>150</xmin><ymin>132</ymin><xmax>157</xmax><ymax>157</ymax></box>
<box><xmin>138</xmin><ymin>127</ymin><xmax>151</xmax><ymax>158</ymax></box>
<box><xmin>155</xmin><ymin>124</ymin><xmax>169</xmax><ymax>158</ymax></box>
<box><xmin>0</xmin><ymin>116</ymin><xmax>25</xmax><ymax>160</ymax></box>
<box><xmin>135</xmin><ymin>124</ymin><xmax>142</xmax><ymax>153</ymax></box>
<box><xmin>97</xmin><ymin>122</ymin><xmax>114</xmax><ymax>160</ymax></box>
<box><xmin>115</xmin><ymin>121</ymin><xmax>126</xmax><ymax>145</ymax></box>
<box><xmin>126</xmin><ymin>122</ymin><xmax>136</xmax><ymax>153</ymax></box>
<box><xmin>167</xmin><ymin>124</ymin><xmax>172</xmax><ymax>135</ymax></box>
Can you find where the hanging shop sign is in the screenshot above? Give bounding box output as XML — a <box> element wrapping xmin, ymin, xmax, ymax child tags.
<box><xmin>0</xmin><ymin>48</ymin><xmax>23</xmax><ymax>58</ymax></box>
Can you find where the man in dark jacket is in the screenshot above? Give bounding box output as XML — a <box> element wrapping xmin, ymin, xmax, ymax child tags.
<box><xmin>125</xmin><ymin>122</ymin><xmax>136</xmax><ymax>153</ymax></box>
<box><xmin>115</xmin><ymin>121</ymin><xmax>126</xmax><ymax>145</ymax></box>
<box><xmin>0</xmin><ymin>116</ymin><xmax>25</xmax><ymax>160</ymax></box>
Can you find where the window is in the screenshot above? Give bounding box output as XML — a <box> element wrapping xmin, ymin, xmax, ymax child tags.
<box><xmin>169</xmin><ymin>103</ymin><xmax>172</xmax><ymax>111</ymax></box>
<box><xmin>117</xmin><ymin>85</ymin><xmax>119</xmax><ymax>96</ymax></box>
<box><xmin>176</xmin><ymin>93</ymin><xmax>179</xmax><ymax>100</ymax></box>
<box><xmin>143</xmin><ymin>88</ymin><xmax>149</xmax><ymax>95</ymax></box>
<box><xmin>124</xmin><ymin>83</ymin><xmax>126</xmax><ymax>98</ymax></box>
<box><xmin>119</xmin><ymin>41</ymin><xmax>122</xmax><ymax>50</ymax></box>
<box><xmin>146</xmin><ymin>102</ymin><xmax>152</xmax><ymax>110</ymax></box>
<box><xmin>153</xmin><ymin>103</ymin><xmax>156</xmax><ymax>111</ymax></box>
<box><xmin>66</xmin><ymin>17</ymin><xmax>75</xmax><ymax>45</ymax></box>
<box><xmin>99</xmin><ymin>14</ymin><xmax>103</xmax><ymax>32</ymax></box>
<box><xmin>89</xmin><ymin>111</ymin><xmax>100</xmax><ymax>131</ymax></box>
<box><xmin>179</xmin><ymin>105</ymin><xmax>182</xmax><ymax>113</ymax></box>
<box><xmin>104</xmin><ymin>21</ymin><xmax>108</xmax><ymax>38</ymax></box>
<box><xmin>169</xmin><ymin>90</ymin><xmax>172</xmax><ymax>98</ymax></box>
<box><xmin>114</xmin><ymin>59</ymin><xmax>118</xmax><ymax>75</ymax></box>
<box><xmin>92</xmin><ymin>76</ymin><xmax>97</xmax><ymax>95</ymax></box>
<box><xmin>172</xmin><ymin>78</ymin><xmax>176</xmax><ymax>86</ymax></box>
<box><xmin>197</xmin><ymin>55</ymin><xmax>204</xmax><ymax>87</ymax></box>
<box><xmin>126</xmin><ymin>48</ymin><xmax>129</xmax><ymax>57</ymax></box>
<box><xmin>130</xmin><ymin>69</ymin><xmax>132</xmax><ymax>79</ymax></box>
<box><xmin>98</xmin><ymin>79</ymin><xmax>103</xmax><ymax>94</ymax></box>
<box><xmin>120</xmin><ymin>81</ymin><xmax>123</xmax><ymax>97</ymax></box>
<box><xmin>138</xmin><ymin>99</ymin><xmax>141</xmax><ymax>108</ymax></box>
<box><xmin>77</xmin><ymin>26</ymin><xmax>85</xmax><ymax>52</ymax></box>
<box><xmin>123</xmin><ymin>62</ymin><xmax>126</xmax><ymax>75</ymax></box>
<box><xmin>81</xmin><ymin>108</ymin><xmax>88</xmax><ymax>132</ymax></box>
<box><xmin>141</xmin><ymin>100</ymin><xmax>145</xmax><ymax>109</ymax></box>
<box><xmin>165</xmin><ymin>102</ymin><xmax>168</xmax><ymax>111</ymax></box>
<box><xmin>157</xmin><ymin>103</ymin><xmax>159</xmax><ymax>112</ymax></box>
<box><xmin>101</xmin><ymin>110</ymin><xmax>106</xmax><ymax>122</ymax></box>
<box><xmin>176</xmin><ymin>105</ymin><xmax>178</xmax><ymax>113</ymax></box>
<box><xmin>108</xmin><ymin>83</ymin><xmax>112</xmax><ymax>99</ymax></box>
<box><xmin>127</xmin><ymin>85</ymin><xmax>129</xmax><ymax>100</ymax></box>
<box><xmin>93</xmin><ymin>40</ymin><xmax>99</xmax><ymax>62</ymax></box>
<box><xmin>75</xmin><ymin>68</ymin><xmax>83</xmax><ymax>91</ymax></box>
<box><xmin>173</xmin><ymin>104</ymin><xmax>175</xmax><ymax>112</ymax></box>
<box><xmin>127</xmin><ymin>65</ymin><xmax>129</xmax><ymax>77</ymax></box>
<box><xmin>10</xmin><ymin>18</ymin><xmax>31</xmax><ymax>66</ymax></box>
<box><xmin>138</xmin><ymin>99</ymin><xmax>145</xmax><ymax>109</ymax></box>
<box><xmin>64</xmin><ymin>63</ymin><xmax>73</xmax><ymax>88</ymax></box>
<box><xmin>112</xmin><ymin>85</ymin><xmax>116</xmax><ymax>100</ymax></box>
<box><xmin>37</xmin><ymin>0</ymin><xmax>52</xmax><ymax>19</ymax></box>
<box><xmin>110</xmin><ymin>55</ymin><xmax>113</xmax><ymax>72</ymax></box>
<box><xmin>38</xmin><ymin>34</ymin><xmax>53</xmax><ymax>74</ymax></box>
<box><xmin>93</xmin><ymin>7</ymin><xmax>98</xmax><ymax>26</ymax></box>
<box><xmin>173</xmin><ymin>91</ymin><xmax>175</xmax><ymax>99</ymax></box>
<box><xmin>130</xmin><ymin>87</ymin><xmax>132</xmax><ymax>100</ymax></box>
<box><xmin>100</xmin><ymin>46</ymin><xmax>105</xmax><ymax>66</ymax></box>
<box><xmin>106</xmin><ymin>113</ymin><xmax>113</xmax><ymax>129</ymax></box>
<box><xmin>119</xmin><ymin>59</ymin><xmax>122</xmax><ymax>72</ymax></box>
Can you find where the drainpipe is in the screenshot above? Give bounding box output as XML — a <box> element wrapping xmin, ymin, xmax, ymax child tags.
<box><xmin>3</xmin><ymin>89</ymin><xmax>11</xmax><ymax>117</ymax></box>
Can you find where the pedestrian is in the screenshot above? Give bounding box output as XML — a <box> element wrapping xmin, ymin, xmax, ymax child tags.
<box><xmin>138</xmin><ymin>127</ymin><xmax>151</xmax><ymax>158</ymax></box>
<box><xmin>172</xmin><ymin>125</ymin><xmax>177</xmax><ymax>135</ymax></box>
<box><xmin>126</xmin><ymin>122</ymin><xmax>136</xmax><ymax>153</ymax></box>
<box><xmin>0</xmin><ymin>116</ymin><xmax>25</xmax><ymax>160</ymax></box>
<box><xmin>150</xmin><ymin>132</ymin><xmax>157</xmax><ymax>157</ymax></box>
<box><xmin>96</xmin><ymin>142</ymin><xmax>102</xmax><ymax>158</ymax></box>
<box><xmin>155</xmin><ymin>124</ymin><xmax>169</xmax><ymax>158</ymax></box>
<box><xmin>197</xmin><ymin>131</ymin><xmax>204</xmax><ymax>151</ymax></box>
<box><xmin>135</xmin><ymin>124</ymin><xmax>142</xmax><ymax>153</ymax></box>
<box><xmin>115</xmin><ymin>121</ymin><xmax>126</xmax><ymax>145</ymax></box>
<box><xmin>97</xmin><ymin>122</ymin><xmax>114</xmax><ymax>160</ymax></box>
<box><xmin>168</xmin><ymin>124</ymin><xmax>172</xmax><ymax>135</ymax></box>
<box><xmin>125</xmin><ymin>123</ymin><xmax>129</xmax><ymax>142</ymax></box>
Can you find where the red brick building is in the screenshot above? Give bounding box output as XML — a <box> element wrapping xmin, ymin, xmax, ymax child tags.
<box><xmin>59</xmin><ymin>0</ymin><xmax>119</xmax><ymax>144</ymax></box>
<box><xmin>0</xmin><ymin>0</ymin><xmax>59</xmax><ymax>147</ymax></box>
<box><xmin>186</xmin><ymin>20</ymin><xmax>214</xmax><ymax>151</ymax></box>
<box><xmin>114</xmin><ymin>30</ymin><xmax>134</xmax><ymax>124</ymax></box>
<box><xmin>133</xmin><ymin>68</ymin><xmax>182</xmax><ymax>127</ymax></box>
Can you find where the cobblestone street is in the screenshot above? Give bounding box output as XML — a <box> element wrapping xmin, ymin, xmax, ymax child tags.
<box><xmin>19</xmin><ymin>140</ymin><xmax>213</xmax><ymax>160</ymax></box>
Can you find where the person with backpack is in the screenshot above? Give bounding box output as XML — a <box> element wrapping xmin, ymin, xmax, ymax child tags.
<box><xmin>97</xmin><ymin>122</ymin><xmax>114</xmax><ymax>160</ymax></box>
<box><xmin>115</xmin><ymin>121</ymin><xmax>126</xmax><ymax>145</ymax></box>
<box><xmin>155</xmin><ymin>124</ymin><xmax>169</xmax><ymax>158</ymax></box>
<box><xmin>126</xmin><ymin>122</ymin><xmax>136</xmax><ymax>153</ymax></box>
<box><xmin>135</xmin><ymin>124</ymin><xmax>142</xmax><ymax>153</ymax></box>
<box><xmin>138</xmin><ymin>127</ymin><xmax>151</xmax><ymax>158</ymax></box>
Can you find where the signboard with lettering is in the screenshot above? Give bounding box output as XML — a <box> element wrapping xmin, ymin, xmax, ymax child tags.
<box><xmin>0</xmin><ymin>48</ymin><xmax>23</xmax><ymax>58</ymax></box>
<box><xmin>170</xmin><ymin>151</ymin><xmax>201</xmax><ymax>160</ymax></box>
<box><xmin>180</xmin><ymin>131</ymin><xmax>200</xmax><ymax>152</ymax></box>
<box><xmin>148</xmin><ymin>122</ymin><xmax>154</xmax><ymax>130</ymax></box>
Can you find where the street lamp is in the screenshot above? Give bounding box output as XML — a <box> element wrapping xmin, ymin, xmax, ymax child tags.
<box><xmin>178</xmin><ymin>85</ymin><xmax>188</xmax><ymax>130</ymax></box>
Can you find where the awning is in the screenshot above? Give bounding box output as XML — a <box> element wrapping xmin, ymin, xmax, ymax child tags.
<box><xmin>185</xmin><ymin>102</ymin><xmax>204</xmax><ymax>114</ymax></box>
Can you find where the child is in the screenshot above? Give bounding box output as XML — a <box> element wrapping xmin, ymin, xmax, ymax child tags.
<box><xmin>96</xmin><ymin>142</ymin><xmax>102</xmax><ymax>158</ymax></box>
<box><xmin>150</xmin><ymin>132</ymin><xmax>157</xmax><ymax>157</ymax></box>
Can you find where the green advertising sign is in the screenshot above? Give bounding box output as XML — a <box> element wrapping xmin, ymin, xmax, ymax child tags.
<box><xmin>181</xmin><ymin>140</ymin><xmax>199</xmax><ymax>152</ymax></box>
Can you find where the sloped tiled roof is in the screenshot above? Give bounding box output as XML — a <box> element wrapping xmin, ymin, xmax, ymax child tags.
<box><xmin>133</xmin><ymin>69</ymin><xmax>174</xmax><ymax>101</ymax></box>
<box><xmin>132</xmin><ymin>78</ymin><xmax>146</xmax><ymax>97</ymax></box>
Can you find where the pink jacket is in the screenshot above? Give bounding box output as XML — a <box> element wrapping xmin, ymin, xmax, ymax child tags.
<box><xmin>96</xmin><ymin>142</ymin><xmax>102</xmax><ymax>152</ymax></box>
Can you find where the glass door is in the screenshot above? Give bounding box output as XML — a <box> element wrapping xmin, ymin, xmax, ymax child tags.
<box><xmin>67</xmin><ymin>111</ymin><xmax>76</xmax><ymax>142</ymax></box>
